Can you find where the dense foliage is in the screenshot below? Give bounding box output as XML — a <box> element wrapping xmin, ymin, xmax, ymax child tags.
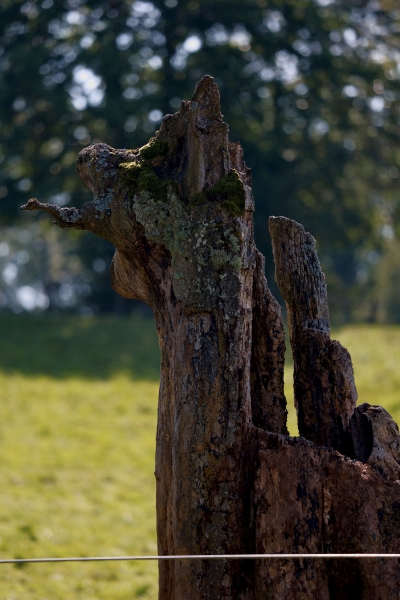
<box><xmin>1</xmin><ymin>0</ymin><xmax>400</xmax><ymax>319</ymax></box>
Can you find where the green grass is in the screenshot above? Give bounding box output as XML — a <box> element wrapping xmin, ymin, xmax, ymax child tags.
<box><xmin>1</xmin><ymin>315</ymin><xmax>400</xmax><ymax>598</ymax></box>
<box><xmin>0</xmin><ymin>314</ymin><xmax>160</xmax><ymax>600</ymax></box>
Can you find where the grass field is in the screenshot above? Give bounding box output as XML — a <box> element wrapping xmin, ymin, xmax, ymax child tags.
<box><xmin>1</xmin><ymin>314</ymin><xmax>400</xmax><ymax>599</ymax></box>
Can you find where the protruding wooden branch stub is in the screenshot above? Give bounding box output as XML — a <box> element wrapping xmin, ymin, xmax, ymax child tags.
<box><xmin>21</xmin><ymin>197</ymin><xmax>85</xmax><ymax>229</ymax></box>
<box><xmin>22</xmin><ymin>77</ymin><xmax>400</xmax><ymax>600</ymax></box>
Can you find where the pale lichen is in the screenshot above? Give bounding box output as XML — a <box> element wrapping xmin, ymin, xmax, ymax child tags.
<box><xmin>95</xmin><ymin>146</ymin><xmax>114</xmax><ymax>172</ymax></box>
<box><xmin>93</xmin><ymin>188</ymin><xmax>114</xmax><ymax>215</ymax></box>
<box><xmin>118</xmin><ymin>159</ymin><xmax>244</xmax><ymax>311</ymax></box>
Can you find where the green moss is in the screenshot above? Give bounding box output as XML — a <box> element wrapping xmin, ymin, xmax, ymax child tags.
<box><xmin>190</xmin><ymin>192</ymin><xmax>208</xmax><ymax>206</ymax></box>
<box><xmin>190</xmin><ymin>170</ymin><xmax>245</xmax><ymax>216</ymax></box>
<box><xmin>139</xmin><ymin>137</ymin><xmax>170</xmax><ymax>160</ymax></box>
<box><xmin>213</xmin><ymin>169</ymin><xmax>245</xmax><ymax>217</ymax></box>
<box><xmin>119</xmin><ymin>161</ymin><xmax>171</xmax><ymax>203</ymax></box>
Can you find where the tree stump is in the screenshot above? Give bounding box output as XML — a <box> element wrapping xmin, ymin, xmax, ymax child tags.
<box><xmin>22</xmin><ymin>76</ymin><xmax>400</xmax><ymax>600</ymax></box>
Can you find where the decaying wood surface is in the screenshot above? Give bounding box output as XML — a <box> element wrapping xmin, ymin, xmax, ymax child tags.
<box><xmin>22</xmin><ymin>76</ymin><xmax>400</xmax><ymax>599</ymax></box>
<box><xmin>269</xmin><ymin>216</ymin><xmax>357</xmax><ymax>454</ymax></box>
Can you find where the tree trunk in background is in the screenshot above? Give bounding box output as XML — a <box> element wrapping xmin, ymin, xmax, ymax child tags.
<box><xmin>22</xmin><ymin>77</ymin><xmax>400</xmax><ymax>600</ymax></box>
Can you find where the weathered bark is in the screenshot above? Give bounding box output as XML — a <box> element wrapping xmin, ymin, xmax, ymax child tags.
<box><xmin>254</xmin><ymin>430</ymin><xmax>400</xmax><ymax>600</ymax></box>
<box><xmin>269</xmin><ymin>216</ymin><xmax>357</xmax><ymax>455</ymax></box>
<box><xmin>351</xmin><ymin>403</ymin><xmax>400</xmax><ymax>481</ymax></box>
<box><xmin>22</xmin><ymin>76</ymin><xmax>400</xmax><ymax>599</ymax></box>
<box><xmin>251</xmin><ymin>250</ymin><xmax>288</xmax><ymax>434</ymax></box>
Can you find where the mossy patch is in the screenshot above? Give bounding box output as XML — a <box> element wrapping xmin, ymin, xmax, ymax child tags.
<box><xmin>139</xmin><ymin>137</ymin><xmax>170</xmax><ymax>160</ymax></box>
<box><xmin>119</xmin><ymin>161</ymin><xmax>172</xmax><ymax>203</ymax></box>
<box><xmin>190</xmin><ymin>170</ymin><xmax>245</xmax><ymax>217</ymax></box>
<box><xmin>118</xmin><ymin>160</ymin><xmax>244</xmax><ymax>312</ymax></box>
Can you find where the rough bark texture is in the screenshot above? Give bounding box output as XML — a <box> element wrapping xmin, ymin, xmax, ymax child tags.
<box><xmin>351</xmin><ymin>403</ymin><xmax>400</xmax><ymax>481</ymax></box>
<box><xmin>269</xmin><ymin>216</ymin><xmax>357</xmax><ymax>455</ymax></box>
<box><xmin>251</xmin><ymin>250</ymin><xmax>288</xmax><ymax>434</ymax></box>
<box><xmin>254</xmin><ymin>430</ymin><xmax>400</xmax><ymax>600</ymax></box>
<box><xmin>22</xmin><ymin>77</ymin><xmax>400</xmax><ymax>599</ymax></box>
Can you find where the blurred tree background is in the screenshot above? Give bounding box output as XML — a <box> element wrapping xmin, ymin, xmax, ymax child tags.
<box><xmin>1</xmin><ymin>0</ymin><xmax>400</xmax><ymax>321</ymax></box>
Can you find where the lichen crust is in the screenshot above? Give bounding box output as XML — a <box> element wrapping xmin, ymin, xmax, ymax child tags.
<box><xmin>119</xmin><ymin>164</ymin><xmax>243</xmax><ymax>312</ymax></box>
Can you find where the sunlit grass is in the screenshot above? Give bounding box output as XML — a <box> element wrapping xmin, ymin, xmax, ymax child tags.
<box><xmin>1</xmin><ymin>315</ymin><xmax>400</xmax><ymax>598</ymax></box>
<box><xmin>0</xmin><ymin>373</ymin><xmax>160</xmax><ymax>599</ymax></box>
<box><xmin>0</xmin><ymin>314</ymin><xmax>160</xmax><ymax>600</ymax></box>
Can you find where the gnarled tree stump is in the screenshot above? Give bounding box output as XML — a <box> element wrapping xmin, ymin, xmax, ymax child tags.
<box><xmin>22</xmin><ymin>76</ymin><xmax>400</xmax><ymax>600</ymax></box>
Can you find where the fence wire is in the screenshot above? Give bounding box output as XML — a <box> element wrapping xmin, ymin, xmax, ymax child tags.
<box><xmin>1</xmin><ymin>554</ymin><xmax>400</xmax><ymax>565</ymax></box>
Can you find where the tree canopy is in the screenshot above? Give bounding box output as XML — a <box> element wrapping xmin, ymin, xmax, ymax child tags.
<box><xmin>1</xmin><ymin>0</ymin><xmax>400</xmax><ymax>319</ymax></box>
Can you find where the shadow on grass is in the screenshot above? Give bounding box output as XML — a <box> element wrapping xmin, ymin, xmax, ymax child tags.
<box><xmin>0</xmin><ymin>313</ymin><xmax>161</xmax><ymax>380</ymax></box>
